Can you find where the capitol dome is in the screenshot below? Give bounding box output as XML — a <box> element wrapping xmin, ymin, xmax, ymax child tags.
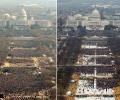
<box><xmin>18</xmin><ymin>8</ymin><xmax>27</xmax><ymax>20</ymax></box>
<box><xmin>92</xmin><ymin>8</ymin><xmax>101</xmax><ymax>17</ymax></box>
<box><xmin>21</xmin><ymin>8</ymin><xmax>27</xmax><ymax>17</ymax></box>
<box><xmin>88</xmin><ymin>8</ymin><xmax>101</xmax><ymax>21</ymax></box>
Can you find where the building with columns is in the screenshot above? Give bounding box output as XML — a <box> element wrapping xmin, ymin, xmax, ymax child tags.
<box><xmin>0</xmin><ymin>8</ymin><xmax>53</xmax><ymax>30</ymax></box>
<box><xmin>66</xmin><ymin>8</ymin><xmax>120</xmax><ymax>30</ymax></box>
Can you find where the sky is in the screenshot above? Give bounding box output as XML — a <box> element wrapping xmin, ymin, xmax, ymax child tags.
<box><xmin>0</xmin><ymin>0</ymin><xmax>56</xmax><ymax>7</ymax></box>
<box><xmin>58</xmin><ymin>0</ymin><xmax>120</xmax><ymax>5</ymax></box>
<box><xmin>1</xmin><ymin>0</ymin><xmax>120</xmax><ymax>7</ymax></box>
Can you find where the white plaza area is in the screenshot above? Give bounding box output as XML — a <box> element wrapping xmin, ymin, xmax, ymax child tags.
<box><xmin>75</xmin><ymin>97</ymin><xmax>115</xmax><ymax>100</ymax></box>
<box><xmin>81</xmin><ymin>45</ymin><xmax>108</xmax><ymax>49</ymax></box>
<box><xmin>80</xmin><ymin>73</ymin><xmax>113</xmax><ymax>78</ymax></box>
<box><xmin>75</xmin><ymin>80</ymin><xmax>115</xmax><ymax>100</ymax></box>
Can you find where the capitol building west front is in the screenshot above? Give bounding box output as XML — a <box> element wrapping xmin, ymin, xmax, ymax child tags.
<box><xmin>66</xmin><ymin>8</ymin><xmax>118</xmax><ymax>30</ymax></box>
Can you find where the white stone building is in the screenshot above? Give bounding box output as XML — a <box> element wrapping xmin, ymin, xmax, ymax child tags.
<box><xmin>0</xmin><ymin>8</ymin><xmax>52</xmax><ymax>30</ymax></box>
<box><xmin>34</xmin><ymin>20</ymin><xmax>52</xmax><ymax>28</ymax></box>
<box><xmin>66</xmin><ymin>8</ymin><xmax>110</xmax><ymax>30</ymax></box>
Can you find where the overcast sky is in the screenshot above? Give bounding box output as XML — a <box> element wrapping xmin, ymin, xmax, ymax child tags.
<box><xmin>58</xmin><ymin>0</ymin><xmax>120</xmax><ymax>5</ymax></box>
<box><xmin>0</xmin><ymin>0</ymin><xmax>56</xmax><ymax>7</ymax></box>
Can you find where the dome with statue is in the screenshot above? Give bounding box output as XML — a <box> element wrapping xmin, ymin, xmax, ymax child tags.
<box><xmin>18</xmin><ymin>8</ymin><xmax>27</xmax><ymax>20</ymax></box>
<box><xmin>88</xmin><ymin>8</ymin><xmax>101</xmax><ymax>21</ymax></box>
<box><xmin>20</xmin><ymin>8</ymin><xmax>27</xmax><ymax>17</ymax></box>
<box><xmin>92</xmin><ymin>8</ymin><xmax>101</xmax><ymax>17</ymax></box>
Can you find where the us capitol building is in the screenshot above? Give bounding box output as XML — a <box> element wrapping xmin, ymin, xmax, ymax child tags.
<box><xmin>0</xmin><ymin>8</ymin><xmax>52</xmax><ymax>30</ymax></box>
<box><xmin>66</xmin><ymin>8</ymin><xmax>120</xmax><ymax>30</ymax></box>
